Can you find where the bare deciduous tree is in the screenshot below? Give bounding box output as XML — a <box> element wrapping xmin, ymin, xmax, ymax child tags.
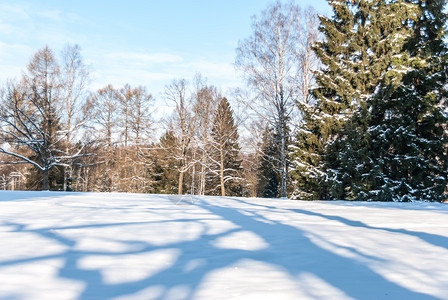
<box><xmin>0</xmin><ymin>46</ymin><xmax>86</xmax><ymax>190</ymax></box>
<box><xmin>297</xmin><ymin>7</ymin><xmax>320</xmax><ymax>107</ymax></box>
<box><xmin>236</xmin><ymin>2</ymin><xmax>320</xmax><ymax>198</ymax></box>
<box><xmin>190</xmin><ymin>74</ymin><xmax>219</xmax><ymax>195</ymax></box>
<box><xmin>119</xmin><ymin>84</ymin><xmax>154</xmax><ymax>192</ymax></box>
<box><xmin>60</xmin><ymin>43</ymin><xmax>90</xmax><ymax>191</ymax></box>
<box><xmin>89</xmin><ymin>85</ymin><xmax>120</xmax><ymax>148</ymax></box>
<box><xmin>127</xmin><ymin>85</ymin><xmax>154</xmax><ymax>146</ymax></box>
<box><xmin>164</xmin><ymin>79</ymin><xmax>199</xmax><ymax>195</ymax></box>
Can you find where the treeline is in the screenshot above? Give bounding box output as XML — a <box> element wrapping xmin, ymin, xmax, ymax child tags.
<box><xmin>0</xmin><ymin>46</ymin><xmax>261</xmax><ymax>196</ymax></box>
<box><xmin>1</xmin><ymin>0</ymin><xmax>448</xmax><ymax>201</ymax></box>
<box><xmin>0</xmin><ymin>48</ymin><xmax>245</xmax><ymax>195</ymax></box>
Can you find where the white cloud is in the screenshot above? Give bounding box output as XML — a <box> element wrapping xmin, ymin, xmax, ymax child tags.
<box><xmin>0</xmin><ymin>1</ymin><xmax>243</xmax><ymax>97</ymax></box>
<box><xmin>0</xmin><ymin>3</ymin><xmax>31</xmax><ymax>22</ymax></box>
<box><xmin>0</xmin><ymin>42</ymin><xmax>31</xmax><ymax>56</ymax></box>
<box><xmin>86</xmin><ymin>49</ymin><xmax>243</xmax><ymax>100</ymax></box>
<box><xmin>183</xmin><ymin>60</ymin><xmax>236</xmax><ymax>78</ymax></box>
<box><xmin>89</xmin><ymin>68</ymin><xmax>175</xmax><ymax>91</ymax></box>
<box><xmin>86</xmin><ymin>50</ymin><xmax>186</xmax><ymax>91</ymax></box>
<box><xmin>0</xmin><ymin>2</ymin><xmax>87</xmax><ymax>48</ymax></box>
<box><xmin>105</xmin><ymin>52</ymin><xmax>184</xmax><ymax>65</ymax></box>
<box><xmin>35</xmin><ymin>9</ymin><xmax>63</xmax><ymax>22</ymax></box>
<box><xmin>172</xmin><ymin>59</ymin><xmax>243</xmax><ymax>92</ymax></box>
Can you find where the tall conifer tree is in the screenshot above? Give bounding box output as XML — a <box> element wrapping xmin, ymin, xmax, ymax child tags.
<box><xmin>290</xmin><ymin>0</ymin><xmax>419</xmax><ymax>200</ymax></box>
<box><xmin>324</xmin><ymin>0</ymin><xmax>418</xmax><ymax>200</ymax></box>
<box><xmin>209</xmin><ymin>98</ymin><xmax>242</xmax><ymax>196</ymax></box>
<box><xmin>257</xmin><ymin>126</ymin><xmax>281</xmax><ymax>198</ymax></box>
<box><xmin>362</xmin><ymin>0</ymin><xmax>448</xmax><ymax>201</ymax></box>
<box><xmin>291</xmin><ymin>0</ymin><xmax>368</xmax><ymax>199</ymax></box>
<box><xmin>292</xmin><ymin>0</ymin><xmax>448</xmax><ymax>201</ymax></box>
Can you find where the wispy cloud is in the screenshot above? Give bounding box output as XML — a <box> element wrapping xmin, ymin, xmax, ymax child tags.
<box><xmin>0</xmin><ymin>3</ymin><xmax>243</xmax><ymax>98</ymax></box>
<box><xmin>35</xmin><ymin>9</ymin><xmax>64</xmax><ymax>22</ymax></box>
<box><xmin>0</xmin><ymin>3</ymin><xmax>31</xmax><ymax>21</ymax></box>
<box><xmin>104</xmin><ymin>52</ymin><xmax>184</xmax><ymax>66</ymax></box>
<box><xmin>0</xmin><ymin>2</ymin><xmax>87</xmax><ymax>44</ymax></box>
<box><xmin>88</xmin><ymin>50</ymin><xmax>240</xmax><ymax>97</ymax></box>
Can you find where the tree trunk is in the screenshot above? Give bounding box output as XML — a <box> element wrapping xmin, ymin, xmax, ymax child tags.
<box><xmin>178</xmin><ymin>171</ymin><xmax>184</xmax><ymax>195</ymax></box>
<box><xmin>191</xmin><ymin>163</ymin><xmax>196</xmax><ymax>195</ymax></box>
<box><xmin>63</xmin><ymin>162</ymin><xmax>72</xmax><ymax>191</ymax></box>
<box><xmin>280</xmin><ymin>131</ymin><xmax>287</xmax><ymax>198</ymax></box>
<box><xmin>220</xmin><ymin>146</ymin><xmax>225</xmax><ymax>197</ymax></box>
<box><xmin>200</xmin><ymin>164</ymin><xmax>205</xmax><ymax>195</ymax></box>
<box><xmin>63</xmin><ymin>167</ymin><xmax>67</xmax><ymax>191</ymax></box>
<box><xmin>42</xmin><ymin>169</ymin><xmax>50</xmax><ymax>191</ymax></box>
<box><xmin>279</xmin><ymin>104</ymin><xmax>287</xmax><ymax>198</ymax></box>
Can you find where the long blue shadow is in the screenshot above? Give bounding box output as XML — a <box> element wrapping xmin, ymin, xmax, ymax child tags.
<box><xmin>291</xmin><ymin>208</ymin><xmax>448</xmax><ymax>251</ymax></box>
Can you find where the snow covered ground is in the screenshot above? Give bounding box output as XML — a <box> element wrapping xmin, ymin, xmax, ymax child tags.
<box><xmin>1</xmin><ymin>191</ymin><xmax>448</xmax><ymax>299</ymax></box>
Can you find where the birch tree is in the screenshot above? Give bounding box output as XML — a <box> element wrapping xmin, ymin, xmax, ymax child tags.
<box><xmin>191</xmin><ymin>75</ymin><xmax>219</xmax><ymax>195</ymax></box>
<box><xmin>297</xmin><ymin>7</ymin><xmax>320</xmax><ymax>107</ymax></box>
<box><xmin>60</xmin><ymin>44</ymin><xmax>90</xmax><ymax>191</ymax></box>
<box><xmin>236</xmin><ymin>1</ymin><xmax>302</xmax><ymax>198</ymax></box>
<box><xmin>164</xmin><ymin>79</ymin><xmax>199</xmax><ymax>194</ymax></box>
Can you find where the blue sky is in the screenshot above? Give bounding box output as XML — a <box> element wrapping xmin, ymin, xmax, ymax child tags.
<box><xmin>0</xmin><ymin>0</ymin><xmax>331</xmax><ymax>98</ymax></box>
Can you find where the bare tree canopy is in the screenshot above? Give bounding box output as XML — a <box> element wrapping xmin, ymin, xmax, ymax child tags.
<box><xmin>0</xmin><ymin>46</ymin><xmax>90</xmax><ymax>190</ymax></box>
<box><xmin>164</xmin><ymin>79</ymin><xmax>198</xmax><ymax>195</ymax></box>
<box><xmin>236</xmin><ymin>1</ymin><xmax>319</xmax><ymax>198</ymax></box>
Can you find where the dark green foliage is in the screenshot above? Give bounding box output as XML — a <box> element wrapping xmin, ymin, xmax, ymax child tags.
<box><xmin>257</xmin><ymin>127</ymin><xmax>280</xmax><ymax>198</ymax></box>
<box><xmin>148</xmin><ymin>131</ymin><xmax>180</xmax><ymax>194</ymax></box>
<box><xmin>322</xmin><ymin>0</ymin><xmax>418</xmax><ymax>200</ymax></box>
<box><xmin>361</xmin><ymin>0</ymin><xmax>448</xmax><ymax>201</ymax></box>
<box><xmin>291</xmin><ymin>0</ymin><xmax>364</xmax><ymax>199</ymax></box>
<box><xmin>292</xmin><ymin>0</ymin><xmax>448</xmax><ymax>201</ymax></box>
<box><xmin>289</xmin><ymin>104</ymin><xmax>325</xmax><ymax>199</ymax></box>
<box><xmin>150</xmin><ymin>163</ymin><xmax>178</xmax><ymax>194</ymax></box>
<box><xmin>25</xmin><ymin>164</ymin><xmax>64</xmax><ymax>191</ymax></box>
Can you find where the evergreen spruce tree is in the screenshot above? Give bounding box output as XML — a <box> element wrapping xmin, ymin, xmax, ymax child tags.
<box><xmin>324</xmin><ymin>0</ymin><xmax>418</xmax><ymax>200</ymax></box>
<box><xmin>257</xmin><ymin>126</ymin><xmax>280</xmax><ymax>198</ymax></box>
<box><xmin>290</xmin><ymin>0</ymin><xmax>418</xmax><ymax>200</ymax></box>
<box><xmin>208</xmin><ymin>98</ymin><xmax>242</xmax><ymax>196</ymax></box>
<box><xmin>149</xmin><ymin>130</ymin><xmax>180</xmax><ymax>194</ymax></box>
<box><xmin>25</xmin><ymin>164</ymin><xmax>64</xmax><ymax>191</ymax></box>
<box><xmin>363</xmin><ymin>0</ymin><xmax>448</xmax><ymax>201</ymax></box>
<box><xmin>291</xmin><ymin>0</ymin><xmax>363</xmax><ymax>199</ymax></box>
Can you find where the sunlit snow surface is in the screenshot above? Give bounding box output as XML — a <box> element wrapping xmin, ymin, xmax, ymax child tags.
<box><xmin>1</xmin><ymin>191</ymin><xmax>448</xmax><ymax>299</ymax></box>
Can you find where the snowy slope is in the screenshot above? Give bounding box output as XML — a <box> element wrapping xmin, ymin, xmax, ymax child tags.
<box><xmin>1</xmin><ymin>191</ymin><xmax>448</xmax><ymax>300</ymax></box>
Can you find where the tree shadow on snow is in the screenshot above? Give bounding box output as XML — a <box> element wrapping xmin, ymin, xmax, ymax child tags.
<box><xmin>0</xmin><ymin>196</ymin><xmax>442</xmax><ymax>299</ymax></box>
<box><xmin>291</xmin><ymin>208</ymin><xmax>448</xmax><ymax>253</ymax></box>
<box><xmin>240</xmin><ymin>199</ymin><xmax>448</xmax><ymax>253</ymax></box>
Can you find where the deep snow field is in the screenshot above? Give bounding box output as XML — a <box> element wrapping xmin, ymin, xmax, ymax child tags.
<box><xmin>1</xmin><ymin>191</ymin><xmax>448</xmax><ymax>299</ymax></box>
